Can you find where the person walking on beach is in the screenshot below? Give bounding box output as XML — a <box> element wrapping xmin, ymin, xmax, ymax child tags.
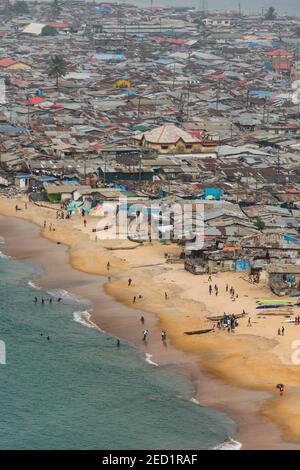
<box><xmin>44</xmin><ymin>220</ymin><xmax>46</xmax><ymax>229</ymax></box>
<box><xmin>278</xmin><ymin>328</ymin><xmax>281</xmax><ymax>336</ymax></box>
<box><xmin>128</xmin><ymin>278</ymin><xmax>132</xmax><ymax>286</ymax></box>
<box><xmin>107</xmin><ymin>261</ymin><xmax>110</xmax><ymax>271</ymax></box>
<box><xmin>282</xmin><ymin>326</ymin><xmax>285</xmax><ymax>336</ymax></box>
<box><xmin>49</xmin><ymin>298</ymin><xmax>52</xmax><ymax>304</ymax></box>
<box><xmin>226</xmin><ymin>284</ymin><xmax>229</xmax><ymax>292</ymax></box>
<box><xmin>165</xmin><ymin>292</ymin><xmax>168</xmax><ymax>300</ymax></box>
<box><xmin>133</xmin><ymin>296</ymin><xmax>136</xmax><ymax>303</ymax></box>
<box><xmin>117</xmin><ymin>339</ymin><xmax>120</xmax><ymax>347</ymax></box>
<box><xmin>215</xmin><ymin>287</ymin><xmax>218</xmax><ymax>296</ymax></box>
<box><xmin>34</xmin><ymin>297</ymin><xmax>38</xmax><ymax>304</ymax></box>
<box><xmin>143</xmin><ymin>329</ymin><xmax>149</xmax><ymax>341</ymax></box>
<box><xmin>209</xmin><ymin>285</ymin><xmax>212</xmax><ymax>295</ymax></box>
<box><xmin>248</xmin><ymin>317</ymin><xmax>251</xmax><ymax>327</ymax></box>
<box><xmin>140</xmin><ymin>316</ymin><xmax>145</xmax><ymax>324</ymax></box>
<box><xmin>208</xmin><ymin>275</ymin><xmax>212</xmax><ymax>282</ymax></box>
<box><xmin>161</xmin><ymin>331</ymin><xmax>167</xmax><ymax>341</ymax></box>
<box><xmin>84</xmin><ymin>219</ymin><xmax>87</xmax><ymax>228</ymax></box>
<box><xmin>41</xmin><ymin>298</ymin><xmax>44</xmax><ymax>305</ymax></box>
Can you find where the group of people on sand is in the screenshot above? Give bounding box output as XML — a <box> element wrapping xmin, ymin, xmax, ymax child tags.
<box><xmin>209</xmin><ymin>284</ymin><xmax>219</xmax><ymax>296</ymax></box>
<box><xmin>43</xmin><ymin>221</ymin><xmax>56</xmax><ymax>232</ymax></box>
<box><xmin>141</xmin><ymin>323</ymin><xmax>167</xmax><ymax>343</ymax></box>
<box><xmin>208</xmin><ymin>277</ymin><xmax>238</xmax><ymax>301</ymax></box>
<box><xmin>217</xmin><ymin>313</ymin><xmax>239</xmax><ymax>333</ymax></box>
<box><xmin>34</xmin><ymin>296</ymin><xmax>61</xmax><ymax>305</ymax></box>
<box><xmin>278</xmin><ymin>326</ymin><xmax>285</xmax><ymax>336</ymax></box>
<box><xmin>56</xmin><ymin>210</ymin><xmax>65</xmax><ymax>220</ymax></box>
<box><xmin>294</xmin><ymin>316</ymin><xmax>300</xmax><ymax>325</ymax></box>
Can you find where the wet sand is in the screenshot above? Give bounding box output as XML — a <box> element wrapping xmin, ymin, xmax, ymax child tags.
<box><xmin>1</xmin><ymin>197</ymin><xmax>300</xmax><ymax>449</ymax></box>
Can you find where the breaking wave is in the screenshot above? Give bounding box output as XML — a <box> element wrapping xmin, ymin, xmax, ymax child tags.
<box><xmin>213</xmin><ymin>437</ymin><xmax>242</xmax><ymax>450</ymax></box>
<box><xmin>145</xmin><ymin>353</ymin><xmax>158</xmax><ymax>366</ymax></box>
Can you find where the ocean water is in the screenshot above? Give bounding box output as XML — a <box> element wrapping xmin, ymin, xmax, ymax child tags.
<box><xmin>92</xmin><ymin>0</ymin><xmax>299</xmax><ymax>15</ymax></box>
<box><xmin>33</xmin><ymin>0</ymin><xmax>299</xmax><ymax>15</ymax></box>
<box><xmin>0</xmin><ymin>249</ymin><xmax>237</xmax><ymax>450</ymax></box>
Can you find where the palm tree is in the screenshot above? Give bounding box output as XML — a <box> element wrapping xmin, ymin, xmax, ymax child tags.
<box><xmin>264</xmin><ymin>6</ymin><xmax>276</xmax><ymax>20</ymax></box>
<box><xmin>48</xmin><ymin>55</ymin><xmax>67</xmax><ymax>89</ymax></box>
<box><xmin>52</xmin><ymin>0</ymin><xmax>61</xmax><ymax>18</ymax></box>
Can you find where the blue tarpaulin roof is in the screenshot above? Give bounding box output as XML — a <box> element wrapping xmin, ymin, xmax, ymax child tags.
<box><xmin>0</xmin><ymin>125</ymin><xmax>29</xmax><ymax>135</ymax></box>
<box><xmin>250</xmin><ymin>90</ymin><xmax>273</xmax><ymax>96</ymax></box>
<box><xmin>284</xmin><ymin>235</ymin><xmax>300</xmax><ymax>243</ymax></box>
<box><xmin>36</xmin><ymin>176</ymin><xmax>58</xmax><ymax>183</ymax></box>
<box><xmin>94</xmin><ymin>53</ymin><xmax>125</xmax><ymax>61</ymax></box>
<box><xmin>15</xmin><ymin>174</ymin><xmax>31</xmax><ymax>179</ymax></box>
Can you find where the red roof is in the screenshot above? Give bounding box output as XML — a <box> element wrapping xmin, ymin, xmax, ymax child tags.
<box><xmin>273</xmin><ymin>63</ymin><xmax>291</xmax><ymax>71</ymax></box>
<box><xmin>189</xmin><ymin>130</ymin><xmax>203</xmax><ymax>139</ymax></box>
<box><xmin>285</xmin><ymin>188</ymin><xmax>300</xmax><ymax>194</ymax></box>
<box><xmin>154</xmin><ymin>38</ymin><xmax>186</xmax><ymax>45</ymax></box>
<box><xmin>28</xmin><ymin>96</ymin><xmax>47</xmax><ymax>105</ymax></box>
<box><xmin>207</xmin><ymin>73</ymin><xmax>225</xmax><ymax>80</ymax></box>
<box><xmin>266</xmin><ymin>50</ymin><xmax>291</xmax><ymax>57</ymax></box>
<box><xmin>47</xmin><ymin>22</ymin><xmax>70</xmax><ymax>28</ymax></box>
<box><xmin>11</xmin><ymin>79</ymin><xmax>30</xmax><ymax>87</ymax></box>
<box><xmin>0</xmin><ymin>58</ymin><xmax>16</xmax><ymax>68</ymax></box>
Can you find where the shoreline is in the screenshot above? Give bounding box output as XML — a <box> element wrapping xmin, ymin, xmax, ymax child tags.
<box><xmin>1</xmin><ymin>198</ymin><xmax>300</xmax><ymax>449</ymax></box>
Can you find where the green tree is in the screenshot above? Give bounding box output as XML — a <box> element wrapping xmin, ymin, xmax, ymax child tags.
<box><xmin>2</xmin><ymin>0</ymin><xmax>29</xmax><ymax>16</ymax></box>
<box><xmin>48</xmin><ymin>55</ymin><xmax>67</xmax><ymax>88</ymax></box>
<box><xmin>16</xmin><ymin>1</ymin><xmax>29</xmax><ymax>13</ymax></box>
<box><xmin>42</xmin><ymin>25</ymin><xmax>58</xmax><ymax>36</ymax></box>
<box><xmin>52</xmin><ymin>0</ymin><xmax>61</xmax><ymax>17</ymax></box>
<box><xmin>264</xmin><ymin>6</ymin><xmax>276</xmax><ymax>20</ymax></box>
<box><xmin>255</xmin><ymin>218</ymin><xmax>266</xmax><ymax>231</ymax></box>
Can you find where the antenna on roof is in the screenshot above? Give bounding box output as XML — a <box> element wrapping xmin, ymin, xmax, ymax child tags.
<box><xmin>238</xmin><ymin>2</ymin><xmax>242</xmax><ymax>17</ymax></box>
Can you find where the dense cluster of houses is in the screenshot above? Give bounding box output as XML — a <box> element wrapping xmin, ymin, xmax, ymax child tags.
<box><xmin>0</xmin><ymin>2</ymin><xmax>300</xmax><ymax>294</ymax></box>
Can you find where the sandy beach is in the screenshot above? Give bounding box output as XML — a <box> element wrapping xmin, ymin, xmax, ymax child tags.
<box><xmin>1</xmin><ymin>195</ymin><xmax>300</xmax><ymax>449</ymax></box>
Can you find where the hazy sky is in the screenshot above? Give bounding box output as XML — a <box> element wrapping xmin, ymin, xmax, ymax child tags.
<box><xmin>99</xmin><ymin>0</ymin><xmax>299</xmax><ymax>15</ymax></box>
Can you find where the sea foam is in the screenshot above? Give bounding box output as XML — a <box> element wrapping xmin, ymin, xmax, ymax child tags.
<box><xmin>0</xmin><ymin>251</ymin><xmax>12</xmax><ymax>259</ymax></box>
<box><xmin>213</xmin><ymin>437</ymin><xmax>242</xmax><ymax>450</ymax></box>
<box><xmin>73</xmin><ymin>310</ymin><xmax>105</xmax><ymax>333</ymax></box>
<box><xmin>145</xmin><ymin>353</ymin><xmax>159</xmax><ymax>367</ymax></box>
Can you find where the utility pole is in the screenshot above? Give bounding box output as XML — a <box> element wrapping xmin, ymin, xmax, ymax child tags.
<box><xmin>137</xmin><ymin>95</ymin><xmax>142</xmax><ymax>119</ymax></box>
<box><xmin>103</xmin><ymin>155</ymin><xmax>107</xmax><ymax>187</ymax></box>
<box><xmin>186</xmin><ymin>81</ymin><xmax>191</xmax><ymax>121</ymax></box>
<box><xmin>26</xmin><ymin>94</ymin><xmax>30</xmax><ymax>128</ymax></box>
<box><xmin>238</xmin><ymin>2</ymin><xmax>242</xmax><ymax>17</ymax></box>
<box><xmin>139</xmin><ymin>151</ymin><xmax>142</xmax><ymax>191</ymax></box>
<box><xmin>277</xmin><ymin>147</ymin><xmax>280</xmax><ymax>183</ymax></box>
<box><xmin>216</xmin><ymin>80</ymin><xmax>221</xmax><ymax>111</ymax></box>
<box><xmin>246</xmin><ymin>89</ymin><xmax>250</xmax><ymax>108</ymax></box>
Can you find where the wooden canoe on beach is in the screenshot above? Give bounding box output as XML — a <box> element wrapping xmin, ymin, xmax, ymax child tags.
<box><xmin>257</xmin><ymin>313</ymin><xmax>291</xmax><ymax>317</ymax></box>
<box><xmin>184</xmin><ymin>328</ymin><xmax>214</xmax><ymax>336</ymax></box>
